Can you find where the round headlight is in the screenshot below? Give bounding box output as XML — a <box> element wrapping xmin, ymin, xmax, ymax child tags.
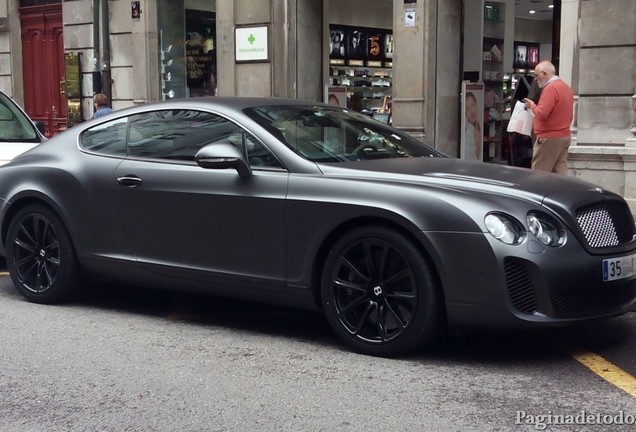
<box><xmin>485</xmin><ymin>213</ymin><xmax>525</xmax><ymax>245</ymax></box>
<box><xmin>527</xmin><ymin>212</ymin><xmax>565</xmax><ymax>247</ymax></box>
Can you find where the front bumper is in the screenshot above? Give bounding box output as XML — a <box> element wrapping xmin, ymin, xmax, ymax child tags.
<box><xmin>421</xmin><ymin>231</ymin><xmax>636</xmax><ymax>328</ymax></box>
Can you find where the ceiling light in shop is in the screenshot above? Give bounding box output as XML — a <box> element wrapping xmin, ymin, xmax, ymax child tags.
<box><xmin>529</xmin><ymin>10</ymin><xmax>536</xmax><ymax>14</ymax></box>
<box><xmin>549</xmin><ymin>4</ymin><xmax>554</xmax><ymax>8</ymax></box>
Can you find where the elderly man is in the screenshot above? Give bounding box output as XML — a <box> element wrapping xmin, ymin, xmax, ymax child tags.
<box><xmin>523</xmin><ymin>60</ymin><xmax>574</xmax><ymax>174</ymax></box>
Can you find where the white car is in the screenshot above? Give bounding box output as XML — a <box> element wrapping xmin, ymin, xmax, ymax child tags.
<box><xmin>0</xmin><ymin>91</ymin><xmax>45</xmax><ymax>166</ymax></box>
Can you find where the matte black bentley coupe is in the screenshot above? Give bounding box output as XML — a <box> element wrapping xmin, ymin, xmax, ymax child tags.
<box><xmin>1</xmin><ymin>97</ymin><xmax>635</xmax><ymax>357</ymax></box>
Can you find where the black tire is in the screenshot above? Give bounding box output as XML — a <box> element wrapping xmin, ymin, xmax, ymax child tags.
<box><xmin>321</xmin><ymin>226</ymin><xmax>443</xmax><ymax>357</ymax></box>
<box><xmin>6</xmin><ymin>204</ymin><xmax>82</xmax><ymax>304</ymax></box>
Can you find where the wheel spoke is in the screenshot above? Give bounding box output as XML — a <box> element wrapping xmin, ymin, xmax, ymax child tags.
<box><xmin>362</xmin><ymin>240</ymin><xmax>376</xmax><ymax>279</ymax></box>
<box><xmin>336</xmin><ymin>294</ymin><xmax>370</xmax><ymax>317</ymax></box>
<box><xmin>386</xmin><ymin>291</ymin><xmax>416</xmax><ymax>301</ymax></box>
<box><xmin>35</xmin><ymin>263</ymin><xmax>44</xmax><ymax>290</ymax></box>
<box><xmin>376</xmin><ymin>303</ymin><xmax>387</xmax><ymax>341</ymax></box>
<box><xmin>339</xmin><ymin>256</ymin><xmax>370</xmax><ymax>283</ymax></box>
<box><xmin>383</xmin><ymin>268</ymin><xmax>412</xmax><ymax>286</ymax></box>
<box><xmin>333</xmin><ymin>278</ymin><xmax>367</xmax><ymax>294</ymax></box>
<box><xmin>352</xmin><ymin>303</ymin><xmax>374</xmax><ymax>335</ymax></box>
<box><xmin>14</xmin><ymin>238</ymin><xmax>37</xmax><ymax>255</ymax></box>
<box><xmin>382</xmin><ymin>298</ymin><xmax>408</xmax><ymax>330</ymax></box>
<box><xmin>17</xmin><ymin>260</ymin><xmax>38</xmax><ymax>281</ymax></box>
<box><xmin>377</xmin><ymin>244</ymin><xmax>390</xmax><ymax>280</ymax></box>
<box><xmin>16</xmin><ymin>224</ymin><xmax>37</xmax><ymax>250</ymax></box>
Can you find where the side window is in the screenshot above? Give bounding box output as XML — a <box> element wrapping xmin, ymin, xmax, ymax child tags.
<box><xmin>80</xmin><ymin>117</ymin><xmax>128</xmax><ymax>156</ymax></box>
<box><xmin>0</xmin><ymin>94</ymin><xmax>38</xmax><ymax>142</ymax></box>
<box><xmin>127</xmin><ymin>109</ymin><xmax>242</xmax><ymax>162</ymax></box>
<box><xmin>245</xmin><ymin>134</ymin><xmax>283</xmax><ymax>168</ymax></box>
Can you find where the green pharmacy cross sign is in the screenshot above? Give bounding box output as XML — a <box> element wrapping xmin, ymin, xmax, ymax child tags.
<box><xmin>235</xmin><ymin>25</ymin><xmax>269</xmax><ymax>62</ymax></box>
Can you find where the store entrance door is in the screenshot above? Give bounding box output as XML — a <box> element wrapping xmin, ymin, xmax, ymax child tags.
<box><xmin>20</xmin><ymin>3</ymin><xmax>67</xmax><ymax>137</ymax></box>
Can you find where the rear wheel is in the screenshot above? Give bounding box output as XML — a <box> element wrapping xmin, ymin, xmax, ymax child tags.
<box><xmin>321</xmin><ymin>226</ymin><xmax>443</xmax><ymax>357</ymax></box>
<box><xmin>6</xmin><ymin>204</ymin><xmax>82</xmax><ymax>303</ymax></box>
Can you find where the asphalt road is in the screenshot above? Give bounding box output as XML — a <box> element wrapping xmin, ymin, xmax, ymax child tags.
<box><xmin>1</xmin><ymin>273</ymin><xmax>635</xmax><ymax>431</ymax></box>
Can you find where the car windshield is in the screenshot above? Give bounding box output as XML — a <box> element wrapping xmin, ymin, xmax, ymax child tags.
<box><xmin>244</xmin><ymin>104</ymin><xmax>445</xmax><ymax>162</ymax></box>
<box><xmin>0</xmin><ymin>92</ymin><xmax>39</xmax><ymax>142</ymax></box>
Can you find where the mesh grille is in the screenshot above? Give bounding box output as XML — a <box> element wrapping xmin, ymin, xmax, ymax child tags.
<box><xmin>553</xmin><ymin>286</ymin><xmax>636</xmax><ymax>317</ymax></box>
<box><xmin>504</xmin><ymin>258</ymin><xmax>536</xmax><ymax>314</ymax></box>
<box><xmin>576</xmin><ymin>202</ymin><xmax>635</xmax><ymax>248</ymax></box>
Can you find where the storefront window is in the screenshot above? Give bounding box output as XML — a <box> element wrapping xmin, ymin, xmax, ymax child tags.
<box><xmin>157</xmin><ymin>0</ymin><xmax>217</xmax><ymax>99</ymax></box>
<box><xmin>185</xmin><ymin>10</ymin><xmax>217</xmax><ymax>97</ymax></box>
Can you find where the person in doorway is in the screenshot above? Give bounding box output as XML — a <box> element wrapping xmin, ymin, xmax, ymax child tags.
<box><xmin>464</xmin><ymin>91</ymin><xmax>482</xmax><ymax>160</ymax></box>
<box><xmin>523</xmin><ymin>60</ymin><xmax>574</xmax><ymax>174</ymax></box>
<box><xmin>91</xmin><ymin>93</ymin><xmax>113</xmax><ymax>119</ymax></box>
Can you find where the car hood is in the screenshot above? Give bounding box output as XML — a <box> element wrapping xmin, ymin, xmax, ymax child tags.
<box><xmin>317</xmin><ymin>157</ymin><xmax>620</xmax><ymax>208</ymax></box>
<box><xmin>0</xmin><ymin>142</ymin><xmax>40</xmax><ymax>166</ymax></box>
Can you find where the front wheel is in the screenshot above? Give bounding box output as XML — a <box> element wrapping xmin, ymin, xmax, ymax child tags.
<box><xmin>6</xmin><ymin>204</ymin><xmax>82</xmax><ymax>304</ymax></box>
<box><xmin>321</xmin><ymin>226</ymin><xmax>443</xmax><ymax>357</ymax></box>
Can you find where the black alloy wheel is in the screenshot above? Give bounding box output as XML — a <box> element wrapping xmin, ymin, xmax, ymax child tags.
<box><xmin>6</xmin><ymin>204</ymin><xmax>82</xmax><ymax>303</ymax></box>
<box><xmin>321</xmin><ymin>226</ymin><xmax>443</xmax><ymax>357</ymax></box>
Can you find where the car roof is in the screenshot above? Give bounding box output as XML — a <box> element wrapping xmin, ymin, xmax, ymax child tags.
<box><xmin>104</xmin><ymin>96</ymin><xmax>328</xmax><ymax>118</ymax></box>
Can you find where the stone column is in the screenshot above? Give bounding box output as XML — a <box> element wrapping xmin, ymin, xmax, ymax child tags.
<box><xmin>567</xmin><ymin>0</ymin><xmax>636</xmax><ymax>211</ymax></box>
<box><xmin>216</xmin><ymin>0</ymin><xmax>321</xmax><ymax>99</ymax></box>
<box><xmin>390</xmin><ymin>0</ymin><xmax>433</xmax><ymax>142</ymax></box>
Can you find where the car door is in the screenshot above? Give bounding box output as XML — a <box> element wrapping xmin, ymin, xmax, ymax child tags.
<box><xmin>113</xmin><ymin>108</ymin><xmax>288</xmax><ymax>293</ymax></box>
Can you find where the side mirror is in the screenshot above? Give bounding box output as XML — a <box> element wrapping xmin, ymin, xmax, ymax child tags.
<box><xmin>34</xmin><ymin>120</ymin><xmax>46</xmax><ymax>136</ymax></box>
<box><xmin>195</xmin><ymin>143</ymin><xmax>252</xmax><ymax>178</ymax></box>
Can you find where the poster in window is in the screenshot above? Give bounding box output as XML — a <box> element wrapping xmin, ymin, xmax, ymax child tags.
<box><xmin>347</xmin><ymin>29</ymin><xmax>367</xmax><ymax>61</ymax></box>
<box><xmin>366</xmin><ymin>31</ymin><xmax>384</xmax><ymax>65</ymax></box>
<box><xmin>329</xmin><ymin>26</ymin><xmax>346</xmax><ymax>60</ymax></box>
<box><xmin>527</xmin><ymin>44</ymin><xmax>540</xmax><ymax>68</ymax></box>
<box><xmin>185</xmin><ymin>10</ymin><xmax>217</xmax><ymax>97</ymax></box>
<box><xmin>514</xmin><ymin>42</ymin><xmax>528</xmax><ymax>69</ymax></box>
<box><xmin>461</xmin><ymin>82</ymin><xmax>484</xmax><ymax>161</ymax></box>
<box><xmin>384</xmin><ymin>34</ymin><xmax>394</xmax><ymax>60</ymax></box>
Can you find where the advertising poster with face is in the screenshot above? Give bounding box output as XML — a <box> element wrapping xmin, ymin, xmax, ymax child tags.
<box><xmin>461</xmin><ymin>82</ymin><xmax>484</xmax><ymax>161</ymax></box>
<box><xmin>347</xmin><ymin>29</ymin><xmax>367</xmax><ymax>60</ymax></box>
<box><xmin>329</xmin><ymin>27</ymin><xmax>346</xmax><ymax>59</ymax></box>
<box><xmin>326</xmin><ymin>86</ymin><xmax>347</xmax><ymax>108</ymax></box>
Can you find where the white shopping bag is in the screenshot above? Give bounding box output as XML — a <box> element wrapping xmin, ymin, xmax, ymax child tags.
<box><xmin>507</xmin><ymin>101</ymin><xmax>535</xmax><ymax>137</ymax></box>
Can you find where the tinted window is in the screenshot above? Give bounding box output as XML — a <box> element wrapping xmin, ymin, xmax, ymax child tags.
<box><xmin>126</xmin><ymin>109</ymin><xmax>282</xmax><ymax>168</ymax></box>
<box><xmin>127</xmin><ymin>110</ymin><xmax>237</xmax><ymax>161</ymax></box>
<box><xmin>81</xmin><ymin>108</ymin><xmax>283</xmax><ymax>168</ymax></box>
<box><xmin>244</xmin><ymin>105</ymin><xmax>445</xmax><ymax>162</ymax></box>
<box><xmin>81</xmin><ymin>117</ymin><xmax>128</xmax><ymax>156</ymax></box>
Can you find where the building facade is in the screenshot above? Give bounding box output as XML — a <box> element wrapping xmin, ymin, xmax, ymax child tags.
<box><xmin>1</xmin><ymin>0</ymin><xmax>635</xmax><ymax>209</ymax></box>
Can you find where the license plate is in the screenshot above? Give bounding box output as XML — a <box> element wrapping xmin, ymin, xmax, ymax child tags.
<box><xmin>602</xmin><ymin>253</ymin><xmax>636</xmax><ymax>282</ymax></box>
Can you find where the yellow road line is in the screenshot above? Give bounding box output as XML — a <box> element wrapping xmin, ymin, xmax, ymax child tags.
<box><xmin>0</xmin><ymin>271</ymin><xmax>8</xmax><ymax>276</ymax></box>
<box><xmin>560</xmin><ymin>342</ymin><xmax>636</xmax><ymax>398</ymax></box>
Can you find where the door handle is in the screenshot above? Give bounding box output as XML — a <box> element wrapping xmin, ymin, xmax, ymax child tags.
<box><xmin>116</xmin><ymin>175</ymin><xmax>143</xmax><ymax>187</ymax></box>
